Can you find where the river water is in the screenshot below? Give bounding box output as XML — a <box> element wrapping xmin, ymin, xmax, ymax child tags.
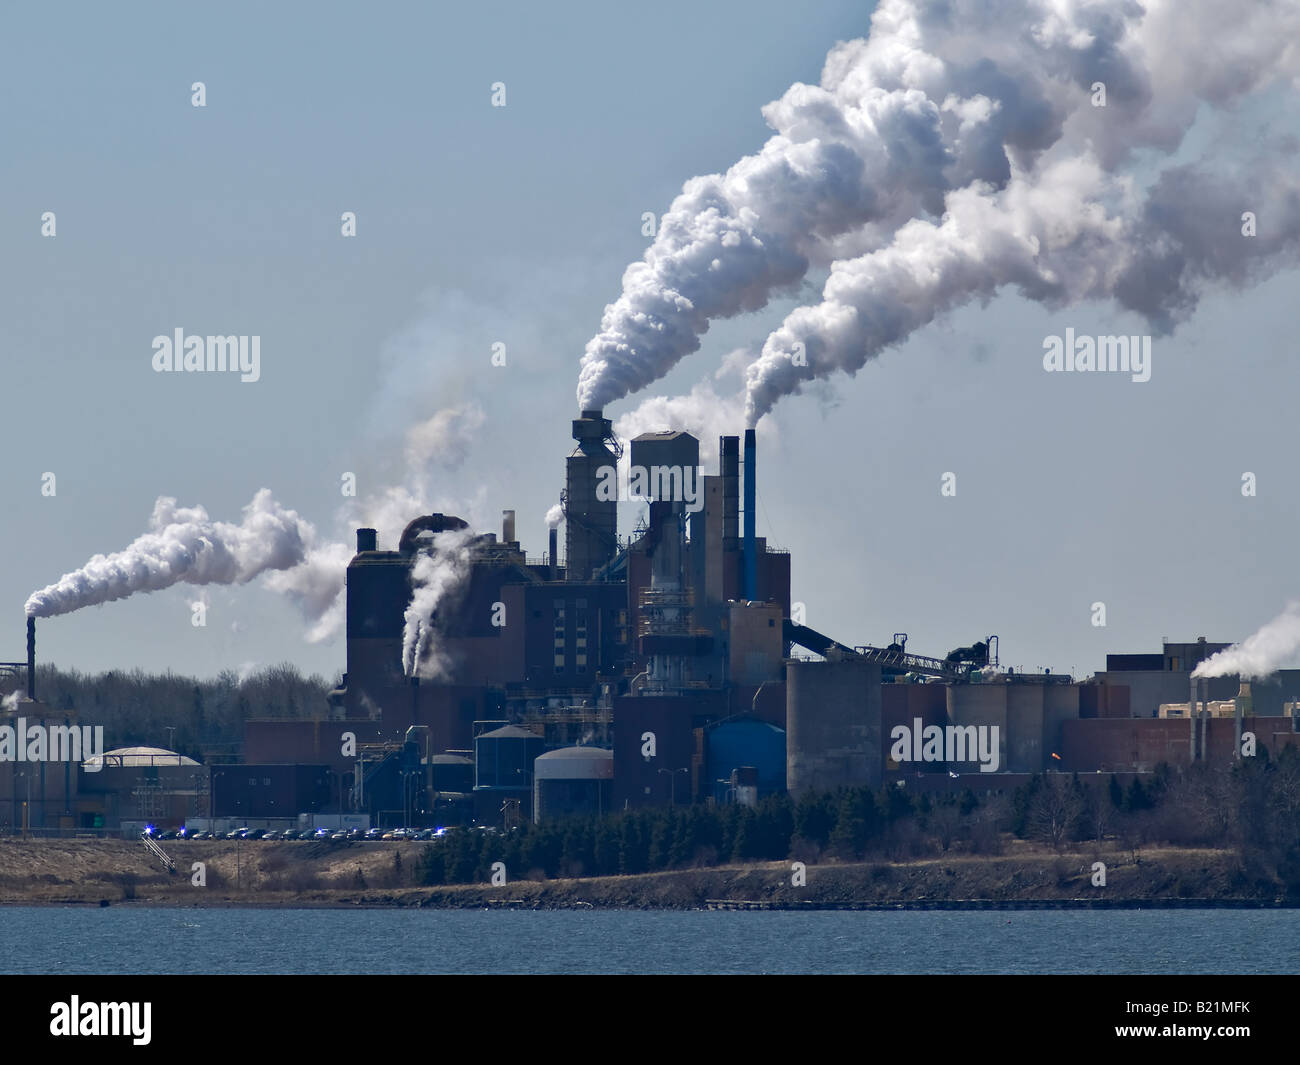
<box><xmin>2</xmin><ymin>906</ymin><xmax>1294</xmax><ymax>974</ymax></box>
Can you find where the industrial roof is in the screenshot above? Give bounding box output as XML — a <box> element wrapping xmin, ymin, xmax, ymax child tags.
<box><xmin>83</xmin><ymin>746</ymin><xmax>200</xmax><ymax>768</ymax></box>
<box><xmin>477</xmin><ymin>725</ymin><xmax>542</xmax><ymax>741</ymax></box>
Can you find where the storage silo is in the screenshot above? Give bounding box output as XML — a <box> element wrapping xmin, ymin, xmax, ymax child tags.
<box><xmin>474</xmin><ymin>725</ymin><xmax>545</xmax><ymax>791</ymax></box>
<box><xmin>786</xmin><ymin>658</ymin><xmax>882</xmax><ymax>794</ymax></box>
<box><xmin>532</xmin><ymin>746</ymin><xmax>614</xmax><ymax>823</ymax></box>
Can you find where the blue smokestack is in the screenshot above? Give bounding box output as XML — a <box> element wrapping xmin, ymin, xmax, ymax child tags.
<box><xmin>743</xmin><ymin>428</ymin><xmax>757</xmax><ymax>601</ymax></box>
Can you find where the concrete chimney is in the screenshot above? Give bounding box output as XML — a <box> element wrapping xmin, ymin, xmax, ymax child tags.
<box><xmin>720</xmin><ymin>436</ymin><xmax>739</xmax><ymax>545</ymax></box>
<box><xmin>502</xmin><ymin>509</ymin><xmax>516</xmax><ymax>544</ymax></box>
<box><xmin>743</xmin><ymin>429</ymin><xmax>757</xmax><ymax>601</ymax></box>
<box><xmin>26</xmin><ymin>617</ymin><xmax>35</xmax><ymax>702</ymax></box>
<box><xmin>1189</xmin><ymin>675</ymin><xmax>1197</xmax><ymax>761</ymax></box>
<box><xmin>548</xmin><ymin>527</ymin><xmax>558</xmax><ymax>581</ymax></box>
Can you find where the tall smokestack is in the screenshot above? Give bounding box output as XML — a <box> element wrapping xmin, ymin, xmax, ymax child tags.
<box><xmin>565</xmin><ymin>409</ymin><xmax>618</xmax><ymax>581</ymax></box>
<box><xmin>26</xmin><ymin>616</ymin><xmax>35</xmax><ymax>701</ymax></box>
<box><xmin>720</xmin><ymin>436</ymin><xmax>739</xmax><ymax>545</ymax></box>
<box><xmin>548</xmin><ymin>527</ymin><xmax>558</xmax><ymax>581</ymax></box>
<box><xmin>502</xmin><ymin>510</ymin><xmax>516</xmax><ymax>544</ymax></box>
<box><xmin>743</xmin><ymin>428</ymin><xmax>757</xmax><ymax>601</ymax></box>
<box><xmin>1189</xmin><ymin>675</ymin><xmax>1197</xmax><ymax>761</ymax></box>
<box><xmin>1200</xmin><ymin>679</ymin><xmax>1209</xmax><ymax>762</ymax></box>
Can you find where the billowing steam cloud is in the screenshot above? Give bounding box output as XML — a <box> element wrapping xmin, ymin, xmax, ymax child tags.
<box><xmin>268</xmin><ymin>402</ymin><xmax>487</xmax><ymax>644</ymax></box>
<box><xmin>1193</xmin><ymin>603</ymin><xmax>1300</xmax><ymax>680</ymax></box>
<box><xmin>402</xmin><ymin>528</ymin><xmax>477</xmax><ymax>679</ymax></box>
<box><xmin>545</xmin><ymin>504</ymin><xmax>564</xmax><ymax>529</ymax></box>
<box><xmin>577</xmin><ymin>0</ymin><xmax>1300</xmax><ymax>424</ymax></box>
<box><xmin>25</xmin><ymin>490</ymin><xmax>316</xmax><ymax>619</ymax></box>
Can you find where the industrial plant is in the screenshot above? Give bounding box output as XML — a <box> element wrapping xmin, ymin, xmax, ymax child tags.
<box><xmin>4</xmin><ymin>409</ymin><xmax>1299</xmax><ymax>836</ymax></box>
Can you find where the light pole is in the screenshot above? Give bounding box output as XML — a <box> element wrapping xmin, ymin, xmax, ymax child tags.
<box><xmin>658</xmin><ymin>767</ymin><xmax>688</xmax><ymax>807</ymax></box>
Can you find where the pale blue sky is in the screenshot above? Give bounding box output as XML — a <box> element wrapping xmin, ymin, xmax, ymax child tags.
<box><xmin>2</xmin><ymin>1</ymin><xmax>1296</xmax><ymax>682</ymax></box>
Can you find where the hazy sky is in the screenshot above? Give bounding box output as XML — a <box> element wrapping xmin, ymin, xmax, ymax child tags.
<box><xmin>3</xmin><ymin>1</ymin><xmax>1297</xmax><ymax>684</ymax></box>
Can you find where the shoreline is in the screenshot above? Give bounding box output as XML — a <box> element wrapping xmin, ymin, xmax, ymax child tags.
<box><xmin>1</xmin><ymin>837</ymin><xmax>1293</xmax><ymax>911</ymax></box>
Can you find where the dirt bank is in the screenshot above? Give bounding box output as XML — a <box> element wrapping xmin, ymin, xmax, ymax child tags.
<box><xmin>0</xmin><ymin>836</ymin><xmax>1284</xmax><ymax>909</ymax></box>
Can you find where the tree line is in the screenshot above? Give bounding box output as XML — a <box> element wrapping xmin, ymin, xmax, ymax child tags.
<box><xmin>28</xmin><ymin>663</ymin><xmax>335</xmax><ymax>757</ymax></box>
<box><xmin>417</xmin><ymin>746</ymin><xmax>1300</xmax><ymax>897</ymax></box>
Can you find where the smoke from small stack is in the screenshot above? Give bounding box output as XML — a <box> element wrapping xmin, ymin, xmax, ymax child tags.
<box><xmin>1193</xmin><ymin>603</ymin><xmax>1300</xmax><ymax>680</ymax></box>
<box><xmin>24</xmin><ymin>489</ymin><xmax>317</xmax><ymax>619</ymax></box>
<box><xmin>268</xmin><ymin>402</ymin><xmax>488</xmax><ymax>644</ymax></box>
<box><xmin>402</xmin><ymin>527</ymin><xmax>477</xmax><ymax>680</ymax></box>
<box><xmin>26</xmin><ymin>617</ymin><xmax>35</xmax><ymax>701</ymax></box>
<box><xmin>576</xmin><ymin>0</ymin><xmax>1300</xmax><ymax>424</ymax></box>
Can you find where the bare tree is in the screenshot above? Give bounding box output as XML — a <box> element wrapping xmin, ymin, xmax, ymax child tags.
<box><xmin>1028</xmin><ymin>774</ymin><xmax>1084</xmax><ymax>851</ymax></box>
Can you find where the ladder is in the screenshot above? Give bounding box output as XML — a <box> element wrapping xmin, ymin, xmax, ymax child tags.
<box><xmin>141</xmin><ymin>832</ymin><xmax>176</xmax><ymax>875</ymax></box>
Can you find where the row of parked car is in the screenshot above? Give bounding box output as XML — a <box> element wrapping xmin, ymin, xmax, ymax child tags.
<box><xmin>148</xmin><ymin>827</ymin><xmax>447</xmax><ymax>842</ymax></box>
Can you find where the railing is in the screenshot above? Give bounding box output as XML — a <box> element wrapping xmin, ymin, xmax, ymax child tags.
<box><xmin>141</xmin><ymin>833</ymin><xmax>176</xmax><ymax>874</ymax></box>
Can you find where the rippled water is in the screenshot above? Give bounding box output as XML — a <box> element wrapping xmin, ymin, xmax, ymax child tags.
<box><xmin>1</xmin><ymin>906</ymin><xmax>1295</xmax><ymax>974</ymax></box>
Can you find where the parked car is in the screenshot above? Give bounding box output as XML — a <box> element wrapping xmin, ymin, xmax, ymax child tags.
<box><xmin>364</xmin><ymin>828</ymin><xmax>384</xmax><ymax>841</ymax></box>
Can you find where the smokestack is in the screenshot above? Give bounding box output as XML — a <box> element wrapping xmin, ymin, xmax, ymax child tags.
<box><xmin>502</xmin><ymin>510</ymin><xmax>516</xmax><ymax>544</ymax></box>
<box><xmin>720</xmin><ymin>436</ymin><xmax>739</xmax><ymax>544</ymax></box>
<box><xmin>1234</xmin><ymin>678</ymin><xmax>1243</xmax><ymax>760</ymax></box>
<box><xmin>1189</xmin><ymin>675</ymin><xmax>1197</xmax><ymax>761</ymax></box>
<box><xmin>26</xmin><ymin>617</ymin><xmax>35</xmax><ymax>702</ymax></box>
<box><xmin>565</xmin><ymin>409</ymin><xmax>618</xmax><ymax>581</ymax></box>
<box><xmin>1200</xmin><ymin>679</ymin><xmax>1209</xmax><ymax>762</ymax></box>
<box><xmin>743</xmin><ymin>428</ymin><xmax>757</xmax><ymax>601</ymax></box>
<box><xmin>356</xmin><ymin>528</ymin><xmax>377</xmax><ymax>553</ymax></box>
<box><xmin>548</xmin><ymin>527</ymin><xmax>558</xmax><ymax>581</ymax></box>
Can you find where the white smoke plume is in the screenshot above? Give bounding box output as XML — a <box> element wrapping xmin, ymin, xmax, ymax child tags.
<box><xmin>612</xmin><ymin>380</ymin><xmax>749</xmax><ymax>470</ymax></box>
<box><xmin>25</xmin><ymin>490</ymin><xmax>316</xmax><ymax>619</ymax></box>
<box><xmin>404</xmin><ymin>404</ymin><xmax>486</xmax><ymax>471</ymax></box>
<box><xmin>268</xmin><ymin>402</ymin><xmax>487</xmax><ymax>644</ymax></box>
<box><xmin>744</xmin><ymin>156</ymin><xmax>1300</xmax><ymax>423</ymax></box>
<box><xmin>1193</xmin><ymin>603</ymin><xmax>1300</xmax><ymax>680</ymax></box>
<box><xmin>402</xmin><ymin>527</ymin><xmax>477</xmax><ymax>680</ymax></box>
<box><xmin>576</xmin><ymin>0</ymin><xmax>1300</xmax><ymax>421</ymax></box>
<box><xmin>1</xmin><ymin>691</ymin><xmax>20</xmax><ymax>713</ymax></box>
<box><xmin>545</xmin><ymin>504</ymin><xmax>564</xmax><ymax>529</ymax></box>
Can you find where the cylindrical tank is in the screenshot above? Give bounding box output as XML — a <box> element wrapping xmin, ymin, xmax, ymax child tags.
<box><xmin>426</xmin><ymin>754</ymin><xmax>474</xmax><ymax>793</ymax></box>
<box><xmin>532</xmin><ymin>746</ymin><xmax>614</xmax><ymax>823</ymax></box>
<box><xmin>475</xmin><ymin>725</ymin><xmax>545</xmax><ymax>790</ymax></box>
<box><xmin>786</xmin><ymin>659</ymin><xmax>882</xmax><ymax>795</ymax></box>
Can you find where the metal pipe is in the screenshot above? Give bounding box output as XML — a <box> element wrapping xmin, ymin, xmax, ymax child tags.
<box><xmin>1200</xmin><ymin>678</ymin><xmax>1209</xmax><ymax>762</ymax></box>
<box><xmin>1233</xmin><ymin>678</ymin><xmax>1242</xmax><ymax>759</ymax></box>
<box><xmin>26</xmin><ymin>617</ymin><xmax>35</xmax><ymax>701</ymax></box>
